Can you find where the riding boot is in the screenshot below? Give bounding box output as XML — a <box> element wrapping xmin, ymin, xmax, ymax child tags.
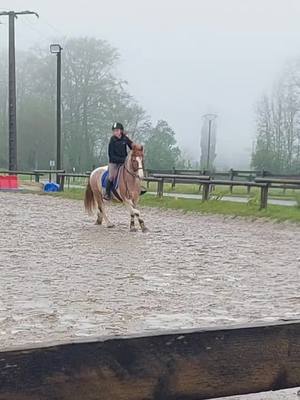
<box><xmin>104</xmin><ymin>180</ymin><xmax>112</xmax><ymax>200</ymax></box>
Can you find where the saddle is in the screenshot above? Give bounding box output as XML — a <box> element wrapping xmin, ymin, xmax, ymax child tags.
<box><xmin>101</xmin><ymin>166</ymin><xmax>147</xmax><ymax>197</ymax></box>
<box><xmin>101</xmin><ymin>167</ymin><xmax>121</xmax><ymax>190</ymax></box>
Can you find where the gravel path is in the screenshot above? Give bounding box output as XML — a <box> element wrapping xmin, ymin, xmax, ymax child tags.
<box><xmin>0</xmin><ymin>192</ymin><xmax>299</xmax><ymax>399</ymax></box>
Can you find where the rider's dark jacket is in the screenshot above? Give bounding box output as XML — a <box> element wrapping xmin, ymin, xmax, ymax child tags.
<box><xmin>108</xmin><ymin>135</ymin><xmax>133</xmax><ymax>164</ymax></box>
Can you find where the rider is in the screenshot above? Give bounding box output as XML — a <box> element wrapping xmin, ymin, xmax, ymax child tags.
<box><xmin>104</xmin><ymin>122</ymin><xmax>133</xmax><ymax>200</ymax></box>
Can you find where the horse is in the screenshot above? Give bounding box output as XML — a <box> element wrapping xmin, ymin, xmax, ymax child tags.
<box><xmin>84</xmin><ymin>144</ymin><xmax>148</xmax><ymax>232</ymax></box>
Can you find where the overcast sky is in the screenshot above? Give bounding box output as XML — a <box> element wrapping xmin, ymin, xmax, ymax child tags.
<box><xmin>1</xmin><ymin>0</ymin><xmax>300</xmax><ymax>167</ymax></box>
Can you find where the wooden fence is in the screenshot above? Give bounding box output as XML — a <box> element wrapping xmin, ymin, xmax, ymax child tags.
<box><xmin>1</xmin><ymin>170</ymin><xmax>300</xmax><ymax>210</ymax></box>
<box><xmin>0</xmin><ymin>320</ymin><xmax>299</xmax><ymax>400</ymax></box>
<box><xmin>150</xmin><ymin>174</ymin><xmax>271</xmax><ymax>209</ymax></box>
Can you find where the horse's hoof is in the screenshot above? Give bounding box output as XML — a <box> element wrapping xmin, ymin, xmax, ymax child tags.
<box><xmin>95</xmin><ymin>221</ymin><xmax>102</xmax><ymax>225</ymax></box>
<box><xmin>107</xmin><ymin>223</ymin><xmax>115</xmax><ymax>229</ymax></box>
<box><xmin>142</xmin><ymin>227</ymin><xmax>149</xmax><ymax>233</ymax></box>
<box><xmin>130</xmin><ymin>227</ymin><xmax>137</xmax><ymax>232</ymax></box>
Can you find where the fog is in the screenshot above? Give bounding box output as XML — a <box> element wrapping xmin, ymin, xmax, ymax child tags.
<box><xmin>1</xmin><ymin>0</ymin><xmax>300</xmax><ymax>168</ymax></box>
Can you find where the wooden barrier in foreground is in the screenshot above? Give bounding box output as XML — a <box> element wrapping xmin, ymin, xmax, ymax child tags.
<box><xmin>0</xmin><ymin>320</ymin><xmax>299</xmax><ymax>400</ymax></box>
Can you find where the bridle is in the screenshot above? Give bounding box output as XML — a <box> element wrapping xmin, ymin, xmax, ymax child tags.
<box><xmin>124</xmin><ymin>152</ymin><xmax>144</xmax><ymax>180</ymax></box>
<box><xmin>123</xmin><ymin>150</ymin><xmax>144</xmax><ymax>199</ymax></box>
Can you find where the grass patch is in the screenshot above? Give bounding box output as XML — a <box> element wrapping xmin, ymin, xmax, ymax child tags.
<box><xmin>140</xmin><ymin>195</ymin><xmax>300</xmax><ymax>222</ymax></box>
<box><xmin>54</xmin><ymin>188</ymin><xmax>85</xmax><ymax>201</ymax></box>
<box><xmin>55</xmin><ymin>188</ymin><xmax>300</xmax><ymax>223</ymax></box>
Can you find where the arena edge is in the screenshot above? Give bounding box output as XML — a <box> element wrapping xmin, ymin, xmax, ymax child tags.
<box><xmin>54</xmin><ymin>189</ymin><xmax>300</xmax><ymax>223</ymax></box>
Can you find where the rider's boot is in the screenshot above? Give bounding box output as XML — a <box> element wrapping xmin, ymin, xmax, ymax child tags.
<box><xmin>104</xmin><ymin>179</ymin><xmax>112</xmax><ymax>201</ymax></box>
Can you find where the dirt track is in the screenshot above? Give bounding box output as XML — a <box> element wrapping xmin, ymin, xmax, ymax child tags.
<box><xmin>0</xmin><ymin>192</ymin><xmax>299</xmax><ymax>399</ymax></box>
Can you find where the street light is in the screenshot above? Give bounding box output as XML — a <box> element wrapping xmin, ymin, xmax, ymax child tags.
<box><xmin>50</xmin><ymin>43</ymin><xmax>63</xmax><ymax>183</ymax></box>
<box><xmin>50</xmin><ymin>44</ymin><xmax>62</xmax><ymax>54</ymax></box>
<box><xmin>203</xmin><ymin>114</ymin><xmax>217</xmax><ymax>171</ymax></box>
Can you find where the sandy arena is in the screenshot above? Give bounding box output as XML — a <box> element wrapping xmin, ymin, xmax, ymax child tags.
<box><xmin>0</xmin><ymin>192</ymin><xmax>299</xmax><ymax>399</ymax></box>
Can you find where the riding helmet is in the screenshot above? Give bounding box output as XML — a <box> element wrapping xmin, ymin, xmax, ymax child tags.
<box><xmin>112</xmin><ymin>122</ymin><xmax>124</xmax><ymax>131</ymax></box>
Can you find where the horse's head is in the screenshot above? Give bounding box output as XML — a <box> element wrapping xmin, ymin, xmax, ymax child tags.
<box><xmin>129</xmin><ymin>144</ymin><xmax>144</xmax><ymax>179</ymax></box>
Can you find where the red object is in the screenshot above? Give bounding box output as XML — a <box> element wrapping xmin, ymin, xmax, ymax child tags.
<box><xmin>0</xmin><ymin>175</ymin><xmax>19</xmax><ymax>189</ymax></box>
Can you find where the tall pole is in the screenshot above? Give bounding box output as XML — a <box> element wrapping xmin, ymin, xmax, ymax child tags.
<box><xmin>202</xmin><ymin>113</ymin><xmax>217</xmax><ymax>173</ymax></box>
<box><xmin>50</xmin><ymin>44</ymin><xmax>63</xmax><ymax>183</ymax></box>
<box><xmin>206</xmin><ymin>119</ymin><xmax>212</xmax><ymax>171</ymax></box>
<box><xmin>8</xmin><ymin>12</ymin><xmax>17</xmax><ymax>171</ymax></box>
<box><xmin>0</xmin><ymin>10</ymin><xmax>39</xmax><ymax>171</ymax></box>
<box><xmin>56</xmin><ymin>50</ymin><xmax>61</xmax><ymax>175</ymax></box>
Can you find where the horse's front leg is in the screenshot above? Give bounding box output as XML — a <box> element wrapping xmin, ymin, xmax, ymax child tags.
<box><xmin>138</xmin><ymin>214</ymin><xmax>148</xmax><ymax>233</ymax></box>
<box><xmin>124</xmin><ymin>200</ymin><xmax>148</xmax><ymax>233</ymax></box>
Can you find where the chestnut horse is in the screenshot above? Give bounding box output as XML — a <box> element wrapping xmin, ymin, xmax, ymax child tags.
<box><xmin>84</xmin><ymin>144</ymin><xmax>148</xmax><ymax>232</ymax></box>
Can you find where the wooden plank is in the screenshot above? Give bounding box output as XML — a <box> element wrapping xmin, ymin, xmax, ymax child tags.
<box><xmin>0</xmin><ymin>170</ymin><xmax>43</xmax><ymax>176</ymax></box>
<box><xmin>152</xmin><ymin>174</ymin><xmax>211</xmax><ymax>180</ymax></box>
<box><xmin>57</xmin><ymin>173</ymin><xmax>90</xmax><ymax>178</ymax></box>
<box><xmin>0</xmin><ymin>320</ymin><xmax>299</xmax><ymax>400</ymax></box>
<box><xmin>256</xmin><ymin>177</ymin><xmax>300</xmax><ymax>186</ymax></box>
<box><xmin>212</xmin><ymin>180</ymin><xmax>267</xmax><ymax>187</ymax></box>
<box><xmin>34</xmin><ymin>169</ymin><xmax>65</xmax><ymax>174</ymax></box>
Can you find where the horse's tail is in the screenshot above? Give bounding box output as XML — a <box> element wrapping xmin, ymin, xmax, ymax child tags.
<box><xmin>84</xmin><ymin>179</ymin><xmax>96</xmax><ymax>215</ymax></box>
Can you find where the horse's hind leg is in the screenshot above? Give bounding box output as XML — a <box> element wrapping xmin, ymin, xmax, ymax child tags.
<box><xmin>95</xmin><ymin>194</ymin><xmax>114</xmax><ymax>228</ymax></box>
<box><xmin>96</xmin><ymin>206</ymin><xmax>103</xmax><ymax>225</ymax></box>
<box><xmin>101</xmin><ymin>203</ymin><xmax>115</xmax><ymax>228</ymax></box>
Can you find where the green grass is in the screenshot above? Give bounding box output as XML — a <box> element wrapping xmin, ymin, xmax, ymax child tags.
<box><xmin>54</xmin><ymin>188</ymin><xmax>85</xmax><ymax>201</ymax></box>
<box><xmin>140</xmin><ymin>195</ymin><xmax>300</xmax><ymax>222</ymax></box>
<box><xmin>54</xmin><ymin>188</ymin><xmax>300</xmax><ymax>223</ymax></box>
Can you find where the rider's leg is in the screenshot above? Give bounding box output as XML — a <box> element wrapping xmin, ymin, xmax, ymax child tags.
<box><xmin>104</xmin><ymin>179</ymin><xmax>112</xmax><ymax>200</ymax></box>
<box><xmin>104</xmin><ymin>163</ymin><xmax>117</xmax><ymax>200</ymax></box>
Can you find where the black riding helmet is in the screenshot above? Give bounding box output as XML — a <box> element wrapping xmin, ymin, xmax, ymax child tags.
<box><xmin>112</xmin><ymin>122</ymin><xmax>124</xmax><ymax>131</ymax></box>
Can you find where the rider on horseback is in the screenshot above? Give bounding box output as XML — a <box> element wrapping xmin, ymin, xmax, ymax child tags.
<box><xmin>104</xmin><ymin>122</ymin><xmax>133</xmax><ymax>200</ymax></box>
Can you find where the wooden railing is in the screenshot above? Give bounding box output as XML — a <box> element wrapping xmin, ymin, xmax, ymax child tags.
<box><xmin>150</xmin><ymin>174</ymin><xmax>271</xmax><ymax>209</ymax></box>
<box><xmin>2</xmin><ymin>170</ymin><xmax>300</xmax><ymax>210</ymax></box>
<box><xmin>0</xmin><ymin>320</ymin><xmax>299</xmax><ymax>400</ymax></box>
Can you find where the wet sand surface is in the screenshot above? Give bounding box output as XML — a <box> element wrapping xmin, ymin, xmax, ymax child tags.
<box><xmin>0</xmin><ymin>192</ymin><xmax>299</xmax><ymax>399</ymax></box>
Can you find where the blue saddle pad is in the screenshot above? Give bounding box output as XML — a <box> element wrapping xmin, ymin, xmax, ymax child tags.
<box><xmin>101</xmin><ymin>170</ymin><xmax>109</xmax><ymax>188</ymax></box>
<box><xmin>101</xmin><ymin>169</ymin><xmax>120</xmax><ymax>190</ymax></box>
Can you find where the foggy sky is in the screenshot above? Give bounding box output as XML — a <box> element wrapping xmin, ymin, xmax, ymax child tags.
<box><xmin>1</xmin><ymin>0</ymin><xmax>300</xmax><ymax>168</ymax></box>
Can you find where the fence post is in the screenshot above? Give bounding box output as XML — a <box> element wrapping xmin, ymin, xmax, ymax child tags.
<box><xmin>247</xmin><ymin>175</ymin><xmax>253</xmax><ymax>195</ymax></box>
<box><xmin>202</xmin><ymin>183</ymin><xmax>210</xmax><ymax>201</ymax></box>
<box><xmin>260</xmin><ymin>184</ymin><xmax>269</xmax><ymax>210</ymax></box>
<box><xmin>34</xmin><ymin>173</ymin><xmax>39</xmax><ymax>183</ymax></box>
<box><xmin>172</xmin><ymin>167</ymin><xmax>176</xmax><ymax>189</ymax></box>
<box><xmin>59</xmin><ymin>175</ymin><xmax>65</xmax><ymax>191</ymax></box>
<box><xmin>229</xmin><ymin>169</ymin><xmax>234</xmax><ymax>193</ymax></box>
<box><xmin>157</xmin><ymin>179</ymin><xmax>164</xmax><ymax>198</ymax></box>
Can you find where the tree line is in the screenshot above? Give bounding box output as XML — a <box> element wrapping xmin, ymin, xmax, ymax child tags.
<box><xmin>252</xmin><ymin>60</ymin><xmax>300</xmax><ymax>174</ymax></box>
<box><xmin>0</xmin><ymin>37</ymin><xmax>182</xmax><ymax>172</ymax></box>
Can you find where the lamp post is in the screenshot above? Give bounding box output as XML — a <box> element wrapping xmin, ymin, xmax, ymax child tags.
<box><xmin>203</xmin><ymin>114</ymin><xmax>217</xmax><ymax>171</ymax></box>
<box><xmin>50</xmin><ymin>44</ymin><xmax>63</xmax><ymax>183</ymax></box>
